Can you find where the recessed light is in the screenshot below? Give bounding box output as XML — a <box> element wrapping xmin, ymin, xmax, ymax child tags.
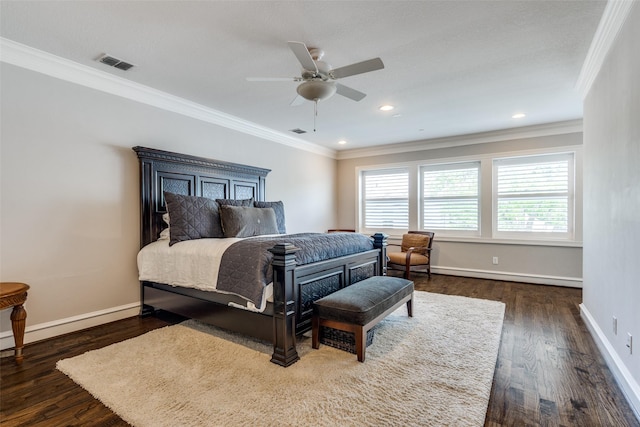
<box><xmin>338</xmin><ymin>140</ymin><xmax>347</xmax><ymax>145</ymax></box>
<box><xmin>392</xmin><ymin>114</ymin><xmax>402</xmax><ymax>118</ymax></box>
<box><xmin>379</xmin><ymin>105</ymin><xmax>395</xmax><ymax>111</ymax></box>
<box><xmin>512</xmin><ymin>113</ymin><xmax>526</xmax><ymax>119</ymax></box>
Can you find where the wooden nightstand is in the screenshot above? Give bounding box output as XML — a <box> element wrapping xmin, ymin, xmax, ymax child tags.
<box><xmin>0</xmin><ymin>282</ymin><xmax>30</xmax><ymax>363</ymax></box>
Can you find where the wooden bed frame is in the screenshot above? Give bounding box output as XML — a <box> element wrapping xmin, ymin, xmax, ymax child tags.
<box><xmin>133</xmin><ymin>147</ymin><xmax>387</xmax><ymax>367</ymax></box>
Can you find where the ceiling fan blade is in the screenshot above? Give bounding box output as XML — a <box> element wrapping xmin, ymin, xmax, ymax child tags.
<box><xmin>331</xmin><ymin>58</ymin><xmax>384</xmax><ymax>79</ymax></box>
<box><xmin>246</xmin><ymin>77</ymin><xmax>299</xmax><ymax>82</ymax></box>
<box><xmin>290</xmin><ymin>95</ymin><xmax>306</xmax><ymax>106</ymax></box>
<box><xmin>287</xmin><ymin>41</ymin><xmax>318</xmax><ymax>73</ymax></box>
<box><xmin>336</xmin><ymin>83</ymin><xmax>366</xmax><ymax>101</ymax></box>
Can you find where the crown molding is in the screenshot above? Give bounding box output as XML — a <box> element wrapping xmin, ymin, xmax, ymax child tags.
<box><xmin>576</xmin><ymin>0</ymin><xmax>636</xmax><ymax>99</ymax></box>
<box><xmin>336</xmin><ymin>119</ymin><xmax>583</xmax><ymax>160</ymax></box>
<box><xmin>0</xmin><ymin>37</ymin><xmax>336</xmax><ymax>159</ymax></box>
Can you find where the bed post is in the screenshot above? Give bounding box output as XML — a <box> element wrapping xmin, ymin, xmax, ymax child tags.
<box><xmin>269</xmin><ymin>243</ymin><xmax>301</xmax><ymax>367</ymax></box>
<box><xmin>372</xmin><ymin>233</ymin><xmax>388</xmax><ymax>276</ymax></box>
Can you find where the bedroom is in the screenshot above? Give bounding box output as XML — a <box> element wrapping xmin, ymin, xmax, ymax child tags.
<box><xmin>1</xmin><ymin>0</ymin><xmax>639</xmax><ymax>425</ymax></box>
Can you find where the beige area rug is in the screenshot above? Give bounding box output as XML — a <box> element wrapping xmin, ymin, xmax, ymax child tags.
<box><xmin>57</xmin><ymin>291</ymin><xmax>505</xmax><ymax>427</ymax></box>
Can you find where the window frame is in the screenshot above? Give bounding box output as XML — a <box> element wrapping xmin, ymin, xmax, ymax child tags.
<box><xmin>354</xmin><ymin>146</ymin><xmax>581</xmax><ymax>246</ymax></box>
<box><xmin>492</xmin><ymin>152</ymin><xmax>575</xmax><ymax>241</ymax></box>
<box><xmin>358</xmin><ymin>167</ymin><xmax>411</xmax><ymax>235</ymax></box>
<box><xmin>419</xmin><ymin>161</ymin><xmax>481</xmax><ymax>237</ymax></box>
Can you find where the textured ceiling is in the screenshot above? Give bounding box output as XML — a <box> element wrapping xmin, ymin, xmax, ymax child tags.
<box><xmin>0</xmin><ymin>1</ymin><xmax>606</xmax><ymax>151</ymax></box>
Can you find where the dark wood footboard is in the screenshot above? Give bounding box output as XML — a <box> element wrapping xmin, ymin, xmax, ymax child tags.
<box><xmin>269</xmin><ymin>235</ymin><xmax>386</xmax><ymax>366</ymax></box>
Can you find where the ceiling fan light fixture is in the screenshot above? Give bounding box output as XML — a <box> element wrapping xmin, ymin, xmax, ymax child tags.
<box><xmin>297</xmin><ymin>80</ymin><xmax>337</xmax><ymax>101</ymax></box>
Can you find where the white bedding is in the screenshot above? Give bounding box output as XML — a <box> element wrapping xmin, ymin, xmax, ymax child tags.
<box><xmin>137</xmin><ymin>238</ymin><xmax>274</xmax><ymax>313</ymax></box>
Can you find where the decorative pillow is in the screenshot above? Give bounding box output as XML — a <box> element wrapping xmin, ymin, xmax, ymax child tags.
<box><xmin>253</xmin><ymin>200</ymin><xmax>286</xmax><ymax>234</ymax></box>
<box><xmin>219</xmin><ymin>205</ymin><xmax>279</xmax><ymax>238</ymax></box>
<box><xmin>216</xmin><ymin>198</ymin><xmax>253</xmax><ymax>207</ymax></box>
<box><xmin>164</xmin><ymin>192</ymin><xmax>224</xmax><ymax>245</ymax></box>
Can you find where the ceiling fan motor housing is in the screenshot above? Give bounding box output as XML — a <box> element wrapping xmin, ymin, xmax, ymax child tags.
<box><xmin>301</xmin><ymin>60</ymin><xmax>331</xmax><ymax>80</ymax></box>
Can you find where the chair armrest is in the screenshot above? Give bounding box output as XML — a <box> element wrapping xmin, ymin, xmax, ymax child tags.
<box><xmin>404</xmin><ymin>246</ymin><xmax>431</xmax><ymax>267</ymax></box>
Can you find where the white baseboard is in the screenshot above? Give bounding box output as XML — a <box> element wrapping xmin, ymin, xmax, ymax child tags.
<box><xmin>580</xmin><ymin>303</ymin><xmax>640</xmax><ymax>421</ymax></box>
<box><xmin>0</xmin><ymin>302</ymin><xmax>140</xmax><ymax>351</ymax></box>
<box><xmin>432</xmin><ymin>266</ymin><xmax>583</xmax><ymax>288</ymax></box>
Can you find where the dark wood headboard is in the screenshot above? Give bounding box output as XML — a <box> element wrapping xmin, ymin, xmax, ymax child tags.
<box><xmin>133</xmin><ymin>147</ymin><xmax>271</xmax><ymax>248</ymax></box>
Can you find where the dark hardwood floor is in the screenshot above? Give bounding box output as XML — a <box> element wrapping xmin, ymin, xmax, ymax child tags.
<box><xmin>1</xmin><ymin>275</ymin><xmax>638</xmax><ymax>426</ymax></box>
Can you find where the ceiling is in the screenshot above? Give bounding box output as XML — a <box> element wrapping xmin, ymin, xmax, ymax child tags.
<box><xmin>0</xmin><ymin>1</ymin><xmax>607</xmax><ymax>152</ymax></box>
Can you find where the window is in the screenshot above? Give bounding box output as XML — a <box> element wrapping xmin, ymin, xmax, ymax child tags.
<box><xmin>421</xmin><ymin>162</ymin><xmax>480</xmax><ymax>233</ymax></box>
<box><xmin>494</xmin><ymin>153</ymin><xmax>574</xmax><ymax>238</ymax></box>
<box><xmin>356</xmin><ymin>147</ymin><xmax>579</xmax><ymax>243</ymax></box>
<box><xmin>360</xmin><ymin>168</ymin><xmax>409</xmax><ymax>231</ymax></box>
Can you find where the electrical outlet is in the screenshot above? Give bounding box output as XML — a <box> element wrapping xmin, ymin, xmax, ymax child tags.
<box><xmin>613</xmin><ymin>316</ymin><xmax>618</xmax><ymax>335</ymax></box>
<box><xmin>627</xmin><ymin>333</ymin><xmax>633</xmax><ymax>354</ymax></box>
<box><xmin>492</xmin><ymin>256</ymin><xmax>499</xmax><ymax>265</ymax></box>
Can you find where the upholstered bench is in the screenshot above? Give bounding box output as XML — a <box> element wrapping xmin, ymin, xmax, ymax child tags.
<box><xmin>312</xmin><ymin>276</ymin><xmax>414</xmax><ymax>362</ymax></box>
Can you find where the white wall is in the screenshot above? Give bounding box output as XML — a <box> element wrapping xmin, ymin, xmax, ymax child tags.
<box><xmin>581</xmin><ymin>1</ymin><xmax>640</xmax><ymax>416</ymax></box>
<box><xmin>0</xmin><ymin>63</ymin><xmax>337</xmax><ymax>345</ymax></box>
<box><xmin>337</xmin><ymin>132</ymin><xmax>584</xmax><ymax>285</ymax></box>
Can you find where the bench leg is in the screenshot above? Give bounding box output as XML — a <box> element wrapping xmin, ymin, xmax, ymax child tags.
<box><xmin>356</xmin><ymin>326</ymin><xmax>366</xmax><ymax>362</ymax></box>
<box><xmin>406</xmin><ymin>296</ymin><xmax>413</xmax><ymax>317</ymax></box>
<box><xmin>312</xmin><ymin>316</ymin><xmax>320</xmax><ymax>349</ymax></box>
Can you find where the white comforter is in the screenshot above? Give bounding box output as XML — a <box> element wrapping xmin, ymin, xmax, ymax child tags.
<box><xmin>137</xmin><ymin>238</ymin><xmax>273</xmax><ymax>312</ymax></box>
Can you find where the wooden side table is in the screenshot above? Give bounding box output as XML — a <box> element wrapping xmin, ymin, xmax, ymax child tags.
<box><xmin>0</xmin><ymin>282</ymin><xmax>30</xmax><ymax>363</ymax></box>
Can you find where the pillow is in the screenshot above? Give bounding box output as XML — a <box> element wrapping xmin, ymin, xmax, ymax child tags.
<box><xmin>156</xmin><ymin>212</ymin><xmax>171</xmax><ymax>240</ymax></box>
<box><xmin>219</xmin><ymin>205</ymin><xmax>279</xmax><ymax>238</ymax></box>
<box><xmin>216</xmin><ymin>198</ymin><xmax>253</xmax><ymax>207</ymax></box>
<box><xmin>158</xmin><ymin>227</ymin><xmax>170</xmax><ymax>241</ymax></box>
<box><xmin>164</xmin><ymin>192</ymin><xmax>224</xmax><ymax>245</ymax></box>
<box><xmin>253</xmin><ymin>200</ymin><xmax>286</xmax><ymax>234</ymax></box>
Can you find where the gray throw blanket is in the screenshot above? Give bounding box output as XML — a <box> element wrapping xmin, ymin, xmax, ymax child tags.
<box><xmin>217</xmin><ymin>233</ymin><xmax>375</xmax><ymax>310</ymax></box>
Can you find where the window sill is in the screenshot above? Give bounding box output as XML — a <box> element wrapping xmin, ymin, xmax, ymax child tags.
<box><xmin>385</xmin><ymin>234</ymin><xmax>582</xmax><ymax>248</ymax></box>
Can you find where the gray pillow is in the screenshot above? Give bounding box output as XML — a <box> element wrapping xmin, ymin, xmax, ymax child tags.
<box><xmin>216</xmin><ymin>198</ymin><xmax>253</xmax><ymax>207</ymax></box>
<box><xmin>219</xmin><ymin>205</ymin><xmax>279</xmax><ymax>238</ymax></box>
<box><xmin>253</xmin><ymin>200</ymin><xmax>286</xmax><ymax>234</ymax></box>
<box><xmin>164</xmin><ymin>192</ymin><xmax>223</xmax><ymax>245</ymax></box>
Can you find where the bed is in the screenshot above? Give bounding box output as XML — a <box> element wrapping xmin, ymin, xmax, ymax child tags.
<box><xmin>133</xmin><ymin>146</ymin><xmax>387</xmax><ymax>366</ymax></box>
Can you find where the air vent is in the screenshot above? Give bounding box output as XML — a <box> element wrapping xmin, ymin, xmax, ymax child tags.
<box><xmin>290</xmin><ymin>128</ymin><xmax>307</xmax><ymax>134</ymax></box>
<box><xmin>97</xmin><ymin>54</ymin><xmax>135</xmax><ymax>71</ymax></box>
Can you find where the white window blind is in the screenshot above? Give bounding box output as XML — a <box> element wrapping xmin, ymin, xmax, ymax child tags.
<box><xmin>421</xmin><ymin>162</ymin><xmax>479</xmax><ymax>232</ymax></box>
<box><xmin>494</xmin><ymin>153</ymin><xmax>573</xmax><ymax>236</ymax></box>
<box><xmin>361</xmin><ymin>169</ymin><xmax>409</xmax><ymax>230</ymax></box>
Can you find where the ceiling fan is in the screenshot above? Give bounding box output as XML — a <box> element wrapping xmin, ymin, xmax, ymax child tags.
<box><xmin>247</xmin><ymin>41</ymin><xmax>384</xmax><ymax>106</ymax></box>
